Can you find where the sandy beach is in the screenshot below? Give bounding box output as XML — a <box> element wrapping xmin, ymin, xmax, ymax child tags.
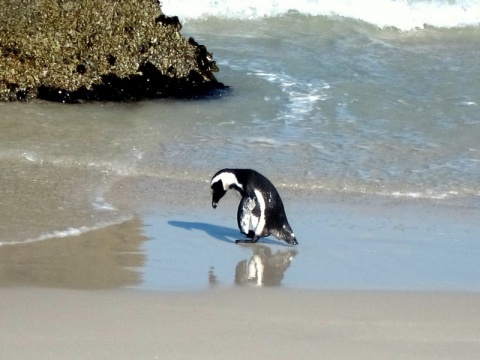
<box><xmin>2</xmin><ymin>287</ymin><xmax>480</xmax><ymax>360</ymax></box>
<box><xmin>1</xmin><ymin>186</ymin><xmax>480</xmax><ymax>359</ymax></box>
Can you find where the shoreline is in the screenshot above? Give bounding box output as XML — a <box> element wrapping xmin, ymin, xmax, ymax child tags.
<box><xmin>1</xmin><ymin>188</ymin><xmax>479</xmax><ymax>292</ymax></box>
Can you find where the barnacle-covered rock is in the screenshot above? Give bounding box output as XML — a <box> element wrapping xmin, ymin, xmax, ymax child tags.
<box><xmin>0</xmin><ymin>0</ymin><xmax>224</xmax><ymax>102</ymax></box>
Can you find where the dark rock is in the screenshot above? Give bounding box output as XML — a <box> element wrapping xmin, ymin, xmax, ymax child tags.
<box><xmin>0</xmin><ymin>0</ymin><xmax>225</xmax><ymax>102</ymax></box>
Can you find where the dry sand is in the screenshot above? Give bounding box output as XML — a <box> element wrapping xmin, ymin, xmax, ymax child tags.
<box><xmin>2</xmin><ymin>287</ymin><xmax>480</xmax><ymax>360</ymax></box>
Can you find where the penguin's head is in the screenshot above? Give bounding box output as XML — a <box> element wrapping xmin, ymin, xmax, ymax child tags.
<box><xmin>210</xmin><ymin>179</ymin><xmax>227</xmax><ymax>209</ymax></box>
<box><xmin>210</xmin><ymin>169</ymin><xmax>244</xmax><ymax>209</ymax></box>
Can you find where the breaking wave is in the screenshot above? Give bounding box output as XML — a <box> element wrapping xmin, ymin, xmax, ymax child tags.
<box><xmin>161</xmin><ymin>0</ymin><xmax>480</xmax><ymax>30</ymax></box>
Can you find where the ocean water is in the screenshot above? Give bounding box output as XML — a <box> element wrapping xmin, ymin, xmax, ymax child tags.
<box><xmin>0</xmin><ymin>0</ymin><xmax>479</xmax><ymax>290</ymax></box>
<box><xmin>161</xmin><ymin>0</ymin><xmax>480</xmax><ymax>199</ymax></box>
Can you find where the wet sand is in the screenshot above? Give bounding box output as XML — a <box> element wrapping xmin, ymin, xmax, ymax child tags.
<box><xmin>1</xmin><ymin>159</ymin><xmax>480</xmax><ymax>359</ymax></box>
<box><xmin>2</xmin><ymin>287</ymin><xmax>480</xmax><ymax>360</ymax></box>
<box><xmin>2</xmin><ymin>182</ymin><xmax>479</xmax><ymax>292</ymax></box>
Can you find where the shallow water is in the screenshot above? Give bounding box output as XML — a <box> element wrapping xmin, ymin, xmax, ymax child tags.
<box><xmin>0</xmin><ymin>1</ymin><xmax>479</xmax><ymax>291</ymax></box>
<box><xmin>141</xmin><ymin>198</ymin><xmax>480</xmax><ymax>292</ymax></box>
<box><xmin>1</xmin><ymin>195</ymin><xmax>479</xmax><ymax>292</ymax></box>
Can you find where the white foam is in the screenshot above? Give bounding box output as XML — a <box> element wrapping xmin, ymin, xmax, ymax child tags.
<box><xmin>0</xmin><ymin>217</ymin><xmax>132</xmax><ymax>247</ymax></box>
<box><xmin>252</xmin><ymin>70</ymin><xmax>329</xmax><ymax>123</ymax></box>
<box><xmin>248</xmin><ymin>137</ymin><xmax>280</xmax><ymax>147</ymax></box>
<box><xmin>161</xmin><ymin>0</ymin><xmax>480</xmax><ymax>30</ymax></box>
<box><xmin>22</xmin><ymin>151</ymin><xmax>40</xmax><ymax>162</ymax></box>
<box><xmin>92</xmin><ymin>196</ymin><xmax>118</xmax><ymax>211</ymax></box>
<box><xmin>386</xmin><ymin>190</ymin><xmax>460</xmax><ymax>200</ymax></box>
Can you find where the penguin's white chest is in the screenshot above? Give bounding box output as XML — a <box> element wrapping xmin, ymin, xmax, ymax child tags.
<box><xmin>239</xmin><ymin>190</ymin><xmax>267</xmax><ymax>236</ymax></box>
<box><xmin>239</xmin><ymin>197</ymin><xmax>259</xmax><ymax>234</ymax></box>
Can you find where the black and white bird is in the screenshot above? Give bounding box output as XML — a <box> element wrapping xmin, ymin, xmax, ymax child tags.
<box><xmin>210</xmin><ymin>168</ymin><xmax>298</xmax><ymax>245</ymax></box>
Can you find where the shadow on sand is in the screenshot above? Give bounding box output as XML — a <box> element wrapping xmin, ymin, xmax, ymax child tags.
<box><xmin>168</xmin><ymin>221</ymin><xmax>238</xmax><ymax>244</ymax></box>
<box><xmin>168</xmin><ymin>220</ymin><xmax>293</xmax><ymax>246</ymax></box>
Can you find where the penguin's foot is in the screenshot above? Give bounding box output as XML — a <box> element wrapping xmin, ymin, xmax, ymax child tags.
<box><xmin>235</xmin><ymin>239</ymin><xmax>254</xmax><ymax>244</ymax></box>
<box><xmin>235</xmin><ymin>236</ymin><xmax>260</xmax><ymax>244</ymax></box>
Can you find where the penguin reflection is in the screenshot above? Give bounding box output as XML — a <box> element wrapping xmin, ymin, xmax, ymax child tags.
<box><xmin>235</xmin><ymin>245</ymin><xmax>297</xmax><ymax>287</ymax></box>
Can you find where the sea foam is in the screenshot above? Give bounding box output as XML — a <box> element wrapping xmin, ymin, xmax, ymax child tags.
<box><xmin>0</xmin><ymin>217</ymin><xmax>133</xmax><ymax>247</ymax></box>
<box><xmin>161</xmin><ymin>0</ymin><xmax>480</xmax><ymax>30</ymax></box>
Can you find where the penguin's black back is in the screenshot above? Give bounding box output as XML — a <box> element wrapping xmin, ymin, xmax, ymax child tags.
<box><xmin>232</xmin><ymin>169</ymin><xmax>288</xmax><ymax>220</ymax></box>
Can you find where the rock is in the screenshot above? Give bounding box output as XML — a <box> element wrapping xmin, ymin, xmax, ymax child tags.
<box><xmin>0</xmin><ymin>0</ymin><xmax>224</xmax><ymax>102</ymax></box>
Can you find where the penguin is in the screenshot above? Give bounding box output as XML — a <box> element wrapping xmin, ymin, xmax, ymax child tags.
<box><xmin>210</xmin><ymin>168</ymin><xmax>298</xmax><ymax>246</ymax></box>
